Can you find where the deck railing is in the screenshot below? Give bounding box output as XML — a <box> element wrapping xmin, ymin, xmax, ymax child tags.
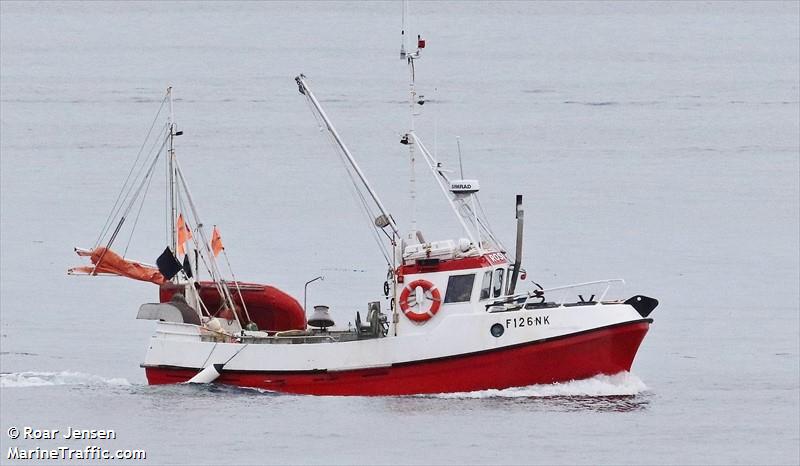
<box><xmin>538</xmin><ymin>279</ymin><xmax>626</xmax><ymax>305</ymax></box>
<box><xmin>488</xmin><ymin>278</ymin><xmax>626</xmax><ymax>312</ymax></box>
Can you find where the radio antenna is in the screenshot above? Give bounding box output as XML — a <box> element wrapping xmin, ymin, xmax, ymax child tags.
<box><xmin>456</xmin><ymin>136</ymin><xmax>465</xmax><ymax>178</ymax></box>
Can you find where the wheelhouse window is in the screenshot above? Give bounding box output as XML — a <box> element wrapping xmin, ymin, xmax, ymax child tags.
<box><xmin>492</xmin><ymin>268</ymin><xmax>504</xmax><ymax>298</ymax></box>
<box><xmin>479</xmin><ymin>270</ymin><xmax>492</xmax><ymax>300</ymax></box>
<box><xmin>444</xmin><ymin>274</ymin><xmax>476</xmax><ymax>303</ymax></box>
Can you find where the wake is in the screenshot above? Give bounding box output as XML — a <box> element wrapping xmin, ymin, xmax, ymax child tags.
<box><xmin>0</xmin><ymin>371</ymin><xmax>131</xmax><ymax>388</ymax></box>
<box><xmin>426</xmin><ymin>372</ymin><xmax>647</xmax><ymax>399</ymax></box>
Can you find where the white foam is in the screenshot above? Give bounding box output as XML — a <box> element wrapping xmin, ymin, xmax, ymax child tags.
<box><xmin>0</xmin><ymin>371</ymin><xmax>131</xmax><ymax>388</ymax></box>
<box><xmin>427</xmin><ymin>372</ymin><xmax>648</xmax><ymax>399</ymax></box>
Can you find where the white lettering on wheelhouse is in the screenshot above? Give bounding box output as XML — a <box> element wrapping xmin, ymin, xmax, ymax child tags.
<box><xmin>486</xmin><ymin>253</ymin><xmax>506</xmax><ymax>264</ymax></box>
<box><xmin>449</xmin><ymin>179</ymin><xmax>479</xmax><ymax>192</ymax></box>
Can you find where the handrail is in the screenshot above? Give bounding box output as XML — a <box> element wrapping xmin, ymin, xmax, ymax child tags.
<box><xmin>539</xmin><ymin>279</ymin><xmax>625</xmax><ymax>306</ymax></box>
<box><xmin>487</xmin><ymin>279</ymin><xmax>626</xmax><ymax>311</ymax></box>
<box><xmin>540</xmin><ymin>279</ymin><xmax>625</xmax><ymax>294</ymax></box>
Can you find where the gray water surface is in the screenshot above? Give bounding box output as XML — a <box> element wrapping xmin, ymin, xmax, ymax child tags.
<box><xmin>1</xmin><ymin>1</ymin><xmax>798</xmax><ymax>464</ymax></box>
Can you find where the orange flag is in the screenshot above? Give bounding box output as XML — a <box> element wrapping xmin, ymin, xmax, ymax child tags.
<box><xmin>176</xmin><ymin>213</ymin><xmax>193</xmax><ymax>256</ymax></box>
<box><xmin>211</xmin><ymin>226</ymin><xmax>224</xmax><ymax>257</ymax></box>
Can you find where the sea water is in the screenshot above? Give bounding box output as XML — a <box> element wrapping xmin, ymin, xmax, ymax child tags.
<box><xmin>1</xmin><ymin>1</ymin><xmax>798</xmax><ymax>464</ymax></box>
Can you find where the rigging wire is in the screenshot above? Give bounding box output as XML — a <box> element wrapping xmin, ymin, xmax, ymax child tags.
<box><xmin>122</xmin><ymin>147</ymin><xmax>160</xmax><ymax>258</ymax></box>
<box><xmin>98</xmin><ymin>137</ymin><xmax>167</xmax><ymax>256</ymax></box>
<box><xmin>297</xmin><ymin>77</ymin><xmax>397</xmax><ymax>267</ymax></box>
<box><xmin>117</xmin><ymin>136</ymin><xmax>169</xmax><ymax>220</ymax></box>
<box><xmin>177</xmin><ymin>195</ymin><xmax>215</xmax><ymax>281</ymax></box>
<box><xmin>97</xmin><ymin>124</ymin><xmax>169</xmax><ymax>247</ymax></box>
<box><xmin>412</xmin><ymin>133</ymin><xmax>507</xmax><ymax>252</ymax></box>
<box><xmin>219</xmin><ymin>248</ymin><xmax>252</xmax><ymax>324</ymax></box>
<box><xmin>475</xmin><ymin>195</ymin><xmax>506</xmax><ymax>253</ymax></box>
<box><xmin>173</xmin><ymin>158</ymin><xmax>238</xmax><ymax>319</ymax></box>
<box><xmin>304</xmin><ymin>93</ymin><xmax>325</xmax><ymax>132</ymax></box>
<box><xmin>171</xmin><ymin>195</ymin><xmax>214</xmax><ymax>319</ymax></box>
<box><xmin>94</xmin><ymin>95</ymin><xmax>168</xmax><ymax>248</ymax></box>
<box><xmin>301</xmin><ymin>82</ymin><xmax>392</xmax><ymax>265</ymax></box>
<box><xmin>321</xmin><ymin>126</ymin><xmax>392</xmax><ymax>265</ymax></box>
<box><xmin>352</xmin><ymin>178</ymin><xmax>392</xmax><ymax>264</ymax></box>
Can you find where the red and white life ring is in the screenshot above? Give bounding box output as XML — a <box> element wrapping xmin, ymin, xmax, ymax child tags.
<box><xmin>399</xmin><ymin>279</ymin><xmax>441</xmax><ymax>322</ymax></box>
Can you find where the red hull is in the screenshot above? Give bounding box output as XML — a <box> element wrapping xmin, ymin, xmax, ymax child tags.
<box><xmin>145</xmin><ymin>320</ymin><xmax>650</xmax><ymax>396</ymax></box>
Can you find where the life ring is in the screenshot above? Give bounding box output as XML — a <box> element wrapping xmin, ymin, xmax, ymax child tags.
<box><xmin>399</xmin><ymin>279</ymin><xmax>441</xmax><ymax>322</ymax></box>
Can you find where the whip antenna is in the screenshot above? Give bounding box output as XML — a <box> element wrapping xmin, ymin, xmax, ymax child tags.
<box><xmin>457</xmin><ymin>136</ymin><xmax>465</xmax><ymax>179</ymax></box>
<box><xmin>400</xmin><ymin>0</ymin><xmax>408</xmax><ymax>59</ymax></box>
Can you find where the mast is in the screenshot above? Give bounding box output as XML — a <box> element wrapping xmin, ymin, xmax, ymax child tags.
<box><xmin>295</xmin><ymin>75</ymin><xmax>399</xmax><ymax>239</ymax></box>
<box><xmin>167</xmin><ymin>86</ymin><xmax>177</xmax><ymax>257</ymax></box>
<box><xmin>398</xmin><ymin>30</ymin><xmax>484</xmax><ymax>248</ymax></box>
<box><xmin>166</xmin><ymin>88</ymin><xmax>238</xmax><ymax>324</ymax></box>
<box><xmin>408</xmin><ymin>70</ymin><xmax>417</xmax><ymax>233</ymax></box>
<box><xmin>396</xmin><ymin>26</ymin><xmax>507</xmax><ymax>255</ymax></box>
<box><xmin>402</xmin><ymin>27</ymin><xmax>425</xmax><ymax>234</ymax></box>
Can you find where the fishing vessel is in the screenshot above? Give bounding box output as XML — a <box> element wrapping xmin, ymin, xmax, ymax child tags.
<box><xmin>121</xmin><ymin>33</ymin><xmax>658</xmax><ymax>396</ymax></box>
